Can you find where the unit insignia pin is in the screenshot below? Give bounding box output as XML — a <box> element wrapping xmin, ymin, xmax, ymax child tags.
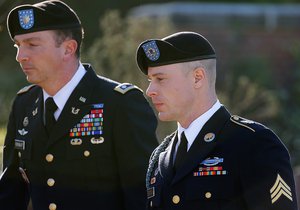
<box><xmin>204</xmin><ymin>133</ymin><xmax>215</xmax><ymax>142</ymax></box>
<box><xmin>71</xmin><ymin>107</ymin><xmax>80</xmax><ymax>115</ymax></box>
<box><xmin>32</xmin><ymin>107</ymin><xmax>38</xmax><ymax>116</ymax></box>
<box><xmin>18</xmin><ymin>128</ymin><xmax>28</xmax><ymax>136</ymax></box>
<box><xmin>23</xmin><ymin>117</ymin><xmax>29</xmax><ymax>127</ymax></box>
<box><xmin>91</xmin><ymin>137</ymin><xmax>104</xmax><ymax>144</ymax></box>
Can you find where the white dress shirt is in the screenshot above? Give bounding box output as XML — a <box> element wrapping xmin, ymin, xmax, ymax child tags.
<box><xmin>43</xmin><ymin>63</ymin><xmax>86</xmax><ymax>121</ymax></box>
<box><xmin>175</xmin><ymin>100</ymin><xmax>222</xmax><ymax>156</ymax></box>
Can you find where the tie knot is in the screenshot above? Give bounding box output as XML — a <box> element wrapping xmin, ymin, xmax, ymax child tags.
<box><xmin>45</xmin><ymin>97</ymin><xmax>57</xmax><ymax>112</ymax></box>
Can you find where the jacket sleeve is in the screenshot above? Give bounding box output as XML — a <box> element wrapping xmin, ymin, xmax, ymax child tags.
<box><xmin>113</xmin><ymin>89</ymin><xmax>158</xmax><ymax>210</ymax></box>
<box><xmin>0</xmin><ymin>98</ymin><xmax>29</xmax><ymax>210</ymax></box>
<box><xmin>240</xmin><ymin>128</ymin><xmax>298</xmax><ymax>210</ymax></box>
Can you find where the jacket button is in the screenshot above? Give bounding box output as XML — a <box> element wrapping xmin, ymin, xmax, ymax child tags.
<box><xmin>172</xmin><ymin>195</ymin><xmax>180</xmax><ymax>204</ymax></box>
<box><xmin>47</xmin><ymin>178</ymin><xmax>55</xmax><ymax>187</ymax></box>
<box><xmin>18</xmin><ymin>152</ymin><xmax>22</xmax><ymax>158</ymax></box>
<box><xmin>205</xmin><ymin>192</ymin><xmax>212</xmax><ymax>199</ymax></box>
<box><xmin>49</xmin><ymin>203</ymin><xmax>57</xmax><ymax>210</ymax></box>
<box><xmin>84</xmin><ymin>150</ymin><xmax>90</xmax><ymax>157</ymax></box>
<box><xmin>46</xmin><ymin>154</ymin><xmax>54</xmax><ymax>162</ymax></box>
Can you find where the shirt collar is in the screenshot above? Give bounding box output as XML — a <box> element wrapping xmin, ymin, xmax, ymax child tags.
<box><xmin>177</xmin><ymin>100</ymin><xmax>222</xmax><ymax>150</ymax></box>
<box><xmin>43</xmin><ymin>62</ymin><xmax>86</xmax><ymax>115</ymax></box>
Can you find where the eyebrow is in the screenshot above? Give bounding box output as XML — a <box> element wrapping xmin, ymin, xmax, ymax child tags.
<box><xmin>14</xmin><ymin>36</ymin><xmax>42</xmax><ymax>44</ymax></box>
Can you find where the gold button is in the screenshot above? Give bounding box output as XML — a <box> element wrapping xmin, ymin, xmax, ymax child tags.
<box><xmin>205</xmin><ymin>192</ymin><xmax>212</xmax><ymax>199</ymax></box>
<box><xmin>46</xmin><ymin>154</ymin><xmax>54</xmax><ymax>162</ymax></box>
<box><xmin>18</xmin><ymin>152</ymin><xmax>22</xmax><ymax>158</ymax></box>
<box><xmin>47</xmin><ymin>178</ymin><xmax>55</xmax><ymax>187</ymax></box>
<box><xmin>84</xmin><ymin>150</ymin><xmax>90</xmax><ymax>157</ymax></box>
<box><xmin>49</xmin><ymin>203</ymin><xmax>57</xmax><ymax>210</ymax></box>
<box><xmin>172</xmin><ymin>195</ymin><xmax>180</xmax><ymax>204</ymax></box>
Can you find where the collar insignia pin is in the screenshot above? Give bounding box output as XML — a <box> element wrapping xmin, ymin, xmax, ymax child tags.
<box><xmin>71</xmin><ymin>107</ymin><xmax>80</xmax><ymax>115</ymax></box>
<box><xmin>79</xmin><ymin>96</ymin><xmax>86</xmax><ymax>103</ymax></box>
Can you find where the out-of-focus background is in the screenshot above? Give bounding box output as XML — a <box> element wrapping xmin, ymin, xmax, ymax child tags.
<box><xmin>0</xmin><ymin>0</ymin><xmax>300</xmax><ymax>204</ymax></box>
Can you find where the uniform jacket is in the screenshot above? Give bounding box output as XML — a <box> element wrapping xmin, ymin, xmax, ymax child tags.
<box><xmin>0</xmin><ymin>64</ymin><xmax>158</xmax><ymax>210</ymax></box>
<box><xmin>146</xmin><ymin>106</ymin><xmax>298</xmax><ymax>210</ymax></box>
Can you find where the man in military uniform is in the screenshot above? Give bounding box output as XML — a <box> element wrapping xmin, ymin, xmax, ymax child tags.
<box><xmin>136</xmin><ymin>31</ymin><xmax>298</xmax><ymax>210</ymax></box>
<box><xmin>0</xmin><ymin>1</ymin><xmax>158</xmax><ymax>210</ymax></box>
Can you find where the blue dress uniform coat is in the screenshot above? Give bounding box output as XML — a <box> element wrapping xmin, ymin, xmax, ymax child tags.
<box><xmin>146</xmin><ymin>107</ymin><xmax>298</xmax><ymax>210</ymax></box>
<box><xmin>0</xmin><ymin>64</ymin><xmax>158</xmax><ymax>210</ymax></box>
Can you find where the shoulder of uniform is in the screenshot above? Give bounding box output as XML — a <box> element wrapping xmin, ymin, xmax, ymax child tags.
<box><xmin>17</xmin><ymin>84</ymin><xmax>36</xmax><ymax>95</ymax></box>
<box><xmin>113</xmin><ymin>83</ymin><xmax>143</xmax><ymax>94</ymax></box>
<box><xmin>230</xmin><ymin>115</ymin><xmax>264</xmax><ymax>132</ymax></box>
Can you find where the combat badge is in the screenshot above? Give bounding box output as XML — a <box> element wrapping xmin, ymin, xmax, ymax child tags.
<box><xmin>194</xmin><ymin>157</ymin><xmax>227</xmax><ymax>177</ymax></box>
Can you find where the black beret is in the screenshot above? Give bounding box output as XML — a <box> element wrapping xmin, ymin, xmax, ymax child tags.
<box><xmin>136</xmin><ymin>31</ymin><xmax>216</xmax><ymax>74</ymax></box>
<box><xmin>7</xmin><ymin>0</ymin><xmax>81</xmax><ymax>40</ymax></box>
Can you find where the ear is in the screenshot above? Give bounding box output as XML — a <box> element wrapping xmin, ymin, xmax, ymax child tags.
<box><xmin>193</xmin><ymin>67</ymin><xmax>205</xmax><ymax>88</ymax></box>
<box><xmin>63</xmin><ymin>39</ymin><xmax>78</xmax><ymax>58</ymax></box>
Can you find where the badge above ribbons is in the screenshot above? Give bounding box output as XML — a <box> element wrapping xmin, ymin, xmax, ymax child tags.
<box><xmin>18</xmin><ymin>9</ymin><xmax>34</xmax><ymax>29</ymax></box>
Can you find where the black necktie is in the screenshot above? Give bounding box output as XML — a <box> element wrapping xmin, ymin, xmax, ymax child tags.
<box><xmin>45</xmin><ymin>97</ymin><xmax>57</xmax><ymax>134</ymax></box>
<box><xmin>174</xmin><ymin>132</ymin><xmax>188</xmax><ymax>172</ymax></box>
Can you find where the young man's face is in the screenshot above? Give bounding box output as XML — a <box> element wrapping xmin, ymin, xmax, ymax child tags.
<box><xmin>14</xmin><ymin>30</ymin><xmax>66</xmax><ymax>87</ymax></box>
<box><xmin>146</xmin><ymin>63</ymin><xmax>195</xmax><ymax>124</ymax></box>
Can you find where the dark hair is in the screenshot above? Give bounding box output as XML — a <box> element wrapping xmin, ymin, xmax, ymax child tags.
<box><xmin>54</xmin><ymin>26</ymin><xmax>84</xmax><ymax>58</ymax></box>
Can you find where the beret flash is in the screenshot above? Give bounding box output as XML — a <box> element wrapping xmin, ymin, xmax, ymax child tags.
<box><xmin>7</xmin><ymin>0</ymin><xmax>81</xmax><ymax>40</ymax></box>
<box><xmin>136</xmin><ymin>31</ymin><xmax>216</xmax><ymax>74</ymax></box>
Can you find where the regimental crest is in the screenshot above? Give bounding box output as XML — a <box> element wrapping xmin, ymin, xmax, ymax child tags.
<box><xmin>142</xmin><ymin>40</ymin><xmax>160</xmax><ymax>61</ymax></box>
<box><xmin>18</xmin><ymin>9</ymin><xmax>34</xmax><ymax>30</ymax></box>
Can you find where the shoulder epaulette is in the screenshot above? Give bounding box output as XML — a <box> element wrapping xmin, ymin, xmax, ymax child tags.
<box><xmin>230</xmin><ymin>115</ymin><xmax>256</xmax><ymax>132</ymax></box>
<box><xmin>17</xmin><ymin>84</ymin><xmax>36</xmax><ymax>95</ymax></box>
<box><xmin>114</xmin><ymin>83</ymin><xmax>142</xmax><ymax>94</ymax></box>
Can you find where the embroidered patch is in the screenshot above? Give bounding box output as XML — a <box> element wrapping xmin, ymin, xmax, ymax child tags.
<box><xmin>270</xmin><ymin>174</ymin><xmax>293</xmax><ymax>203</ymax></box>
<box><xmin>142</xmin><ymin>40</ymin><xmax>160</xmax><ymax>61</ymax></box>
<box><xmin>69</xmin><ymin>104</ymin><xmax>104</xmax><ymax>137</ymax></box>
<box><xmin>18</xmin><ymin>9</ymin><xmax>34</xmax><ymax>29</ymax></box>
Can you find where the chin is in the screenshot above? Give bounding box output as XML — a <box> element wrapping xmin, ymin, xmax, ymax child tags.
<box><xmin>158</xmin><ymin>113</ymin><xmax>173</xmax><ymax>122</ymax></box>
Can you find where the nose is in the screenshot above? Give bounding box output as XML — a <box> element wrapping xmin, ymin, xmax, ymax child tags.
<box><xmin>146</xmin><ymin>82</ymin><xmax>157</xmax><ymax>98</ymax></box>
<box><xmin>16</xmin><ymin>47</ymin><xmax>29</xmax><ymax>63</ymax></box>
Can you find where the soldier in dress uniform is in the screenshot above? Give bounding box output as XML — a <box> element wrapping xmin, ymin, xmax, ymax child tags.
<box><xmin>0</xmin><ymin>1</ymin><xmax>158</xmax><ymax>210</ymax></box>
<box><xmin>136</xmin><ymin>31</ymin><xmax>298</xmax><ymax>210</ymax></box>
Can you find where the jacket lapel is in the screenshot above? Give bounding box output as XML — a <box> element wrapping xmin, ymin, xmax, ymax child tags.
<box><xmin>47</xmin><ymin>67</ymin><xmax>96</xmax><ymax>146</ymax></box>
<box><xmin>158</xmin><ymin>133</ymin><xmax>177</xmax><ymax>183</ymax></box>
<box><xmin>172</xmin><ymin>107</ymin><xmax>231</xmax><ymax>185</ymax></box>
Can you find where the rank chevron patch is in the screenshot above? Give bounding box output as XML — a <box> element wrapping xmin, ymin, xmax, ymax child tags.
<box><xmin>270</xmin><ymin>174</ymin><xmax>293</xmax><ymax>204</ymax></box>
